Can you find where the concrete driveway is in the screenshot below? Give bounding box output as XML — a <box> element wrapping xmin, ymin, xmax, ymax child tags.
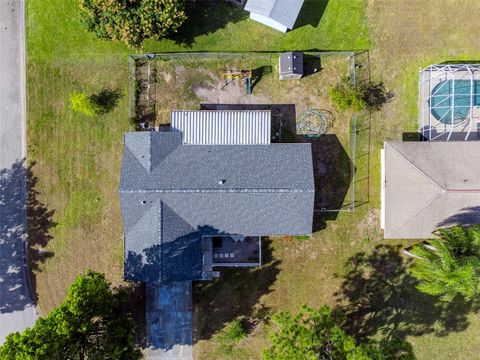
<box><xmin>0</xmin><ymin>0</ymin><xmax>38</xmax><ymax>343</ymax></box>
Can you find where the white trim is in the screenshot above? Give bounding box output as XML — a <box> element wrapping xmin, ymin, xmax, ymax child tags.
<box><xmin>249</xmin><ymin>12</ymin><xmax>288</xmax><ymax>32</ymax></box>
<box><xmin>380</xmin><ymin>148</ymin><xmax>385</xmax><ymax>230</ymax></box>
<box><xmin>212</xmin><ymin>262</ymin><xmax>261</xmax><ymax>267</ymax></box>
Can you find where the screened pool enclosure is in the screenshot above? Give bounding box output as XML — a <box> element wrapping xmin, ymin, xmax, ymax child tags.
<box><xmin>419</xmin><ymin>64</ymin><xmax>480</xmax><ymax>141</ymax></box>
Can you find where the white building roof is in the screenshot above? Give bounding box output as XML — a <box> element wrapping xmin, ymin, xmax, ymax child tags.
<box><xmin>382</xmin><ymin>141</ymin><xmax>480</xmax><ymax>239</ymax></box>
<box><xmin>170</xmin><ymin>110</ymin><xmax>271</xmax><ymax>145</ymax></box>
<box><xmin>245</xmin><ymin>0</ymin><xmax>304</xmax><ymax>29</ymax></box>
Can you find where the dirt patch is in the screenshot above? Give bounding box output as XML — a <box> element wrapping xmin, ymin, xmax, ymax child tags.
<box><xmin>196</xmin><ymin>79</ymin><xmax>271</xmax><ymax>104</ymax></box>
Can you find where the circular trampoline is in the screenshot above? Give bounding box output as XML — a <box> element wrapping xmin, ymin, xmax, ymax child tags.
<box><xmin>430</xmin><ymin>80</ymin><xmax>480</xmax><ymax>124</ymax></box>
<box><xmin>296</xmin><ymin>109</ymin><xmax>328</xmax><ymax>139</ymax></box>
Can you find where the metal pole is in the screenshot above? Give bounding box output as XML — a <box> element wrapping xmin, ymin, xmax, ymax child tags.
<box><xmin>448</xmin><ymin>72</ymin><xmax>455</xmax><ymax>141</ymax></box>
<box><xmin>467</xmin><ymin>69</ymin><xmax>474</xmax><ymax>140</ymax></box>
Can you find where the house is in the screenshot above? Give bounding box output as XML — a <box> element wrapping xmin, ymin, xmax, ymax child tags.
<box><xmin>119</xmin><ymin>110</ymin><xmax>315</xmax><ymax>358</ymax></box>
<box><xmin>381</xmin><ymin>141</ymin><xmax>480</xmax><ymax>239</ymax></box>
<box><xmin>244</xmin><ymin>0</ymin><xmax>305</xmax><ymax>32</ymax></box>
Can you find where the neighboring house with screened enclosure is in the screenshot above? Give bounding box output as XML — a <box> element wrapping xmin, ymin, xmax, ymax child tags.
<box><xmin>119</xmin><ymin>109</ymin><xmax>315</xmax><ymax>359</ymax></box>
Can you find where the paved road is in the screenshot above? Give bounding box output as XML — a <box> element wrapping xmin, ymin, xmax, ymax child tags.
<box><xmin>0</xmin><ymin>0</ymin><xmax>38</xmax><ymax>343</ymax></box>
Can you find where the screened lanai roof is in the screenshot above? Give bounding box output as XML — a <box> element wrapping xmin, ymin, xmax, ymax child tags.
<box><xmin>419</xmin><ymin>64</ymin><xmax>480</xmax><ymax>141</ymax></box>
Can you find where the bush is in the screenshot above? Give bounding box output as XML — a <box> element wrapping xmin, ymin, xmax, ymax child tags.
<box><xmin>329</xmin><ymin>77</ymin><xmax>393</xmax><ymax>112</ymax></box>
<box><xmin>79</xmin><ymin>0</ymin><xmax>187</xmax><ymax>47</ymax></box>
<box><xmin>329</xmin><ymin>77</ymin><xmax>367</xmax><ymax>112</ymax></box>
<box><xmin>223</xmin><ymin>319</ymin><xmax>247</xmax><ymax>342</ymax></box>
<box><xmin>70</xmin><ymin>88</ymin><xmax>121</xmax><ymax>116</ymax></box>
<box><xmin>70</xmin><ymin>92</ymin><xmax>97</xmax><ymax>117</ymax></box>
<box><xmin>218</xmin><ymin>319</ymin><xmax>247</xmax><ymax>355</ymax></box>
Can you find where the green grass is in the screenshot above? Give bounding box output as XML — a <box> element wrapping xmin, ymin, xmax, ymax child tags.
<box><xmin>27</xmin><ymin>0</ymin><xmax>480</xmax><ymax>359</ymax></box>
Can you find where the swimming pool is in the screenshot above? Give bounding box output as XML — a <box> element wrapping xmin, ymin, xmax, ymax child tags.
<box><xmin>430</xmin><ymin>80</ymin><xmax>480</xmax><ymax>124</ymax></box>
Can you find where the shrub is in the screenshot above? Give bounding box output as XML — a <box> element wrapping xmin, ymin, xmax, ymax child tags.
<box><xmin>223</xmin><ymin>319</ymin><xmax>247</xmax><ymax>342</ymax></box>
<box><xmin>329</xmin><ymin>77</ymin><xmax>393</xmax><ymax>112</ymax></box>
<box><xmin>70</xmin><ymin>88</ymin><xmax>121</xmax><ymax>116</ymax></box>
<box><xmin>79</xmin><ymin>0</ymin><xmax>187</xmax><ymax>47</ymax></box>
<box><xmin>218</xmin><ymin>319</ymin><xmax>247</xmax><ymax>355</ymax></box>
<box><xmin>70</xmin><ymin>91</ymin><xmax>97</xmax><ymax>117</ymax></box>
<box><xmin>329</xmin><ymin>77</ymin><xmax>367</xmax><ymax>112</ymax></box>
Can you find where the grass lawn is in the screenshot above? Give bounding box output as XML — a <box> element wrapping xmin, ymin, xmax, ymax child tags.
<box><xmin>26</xmin><ymin>0</ymin><xmax>480</xmax><ymax>359</ymax></box>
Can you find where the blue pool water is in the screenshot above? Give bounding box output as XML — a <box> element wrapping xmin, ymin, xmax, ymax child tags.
<box><xmin>430</xmin><ymin>80</ymin><xmax>480</xmax><ymax>124</ymax></box>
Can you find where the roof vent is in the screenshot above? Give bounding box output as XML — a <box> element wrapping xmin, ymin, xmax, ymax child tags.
<box><xmin>141</xmin><ymin>200</ymin><xmax>147</xmax><ymax>204</ymax></box>
<box><xmin>218</xmin><ymin>179</ymin><xmax>227</xmax><ymax>185</ymax></box>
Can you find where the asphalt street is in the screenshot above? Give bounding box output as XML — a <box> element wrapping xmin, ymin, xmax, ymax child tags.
<box><xmin>0</xmin><ymin>0</ymin><xmax>38</xmax><ymax>343</ymax></box>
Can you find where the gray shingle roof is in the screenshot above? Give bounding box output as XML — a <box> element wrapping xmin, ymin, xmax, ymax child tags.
<box><xmin>120</xmin><ymin>132</ymin><xmax>314</xmax><ymax>283</ymax></box>
<box><xmin>245</xmin><ymin>0</ymin><xmax>304</xmax><ymax>29</ymax></box>
<box><xmin>383</xmin><ymin>141</ymin><xmax>480</xmax><ymax>239</ymax></box>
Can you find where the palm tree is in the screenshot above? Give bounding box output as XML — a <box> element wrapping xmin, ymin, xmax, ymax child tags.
<box><xmin>409</xmin><ymin>226</ymin><xmax>480</xmax><ymax>302</ymax></box>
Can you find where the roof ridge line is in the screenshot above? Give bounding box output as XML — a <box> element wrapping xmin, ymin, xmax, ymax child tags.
<box><xmin>446</xmin><ymin>188</ymin><xmax>480</xmax><ymax>193</ymax></box>
<box><xmin>270</xmin><ymin>0</ymin><xmax>280</xmax><ymax>16</ymax></box>
<box><xmin>388</xmin><ymin>142</ymin><xmax>445</xmax><ymax>191</ymax></box>
<box><xmin>120</xmin><ymin>188</ymin><xmax>307</xmax><ymax>193</ymax></box>
<box><xmin>123</xmin><ymin>198</ymin><xmax>157</xmax><ymax>239</ymax></box>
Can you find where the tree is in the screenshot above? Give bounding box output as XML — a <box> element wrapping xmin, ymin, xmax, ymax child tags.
<box><xmin>79</xmin><ymin>0</ymin><xmax>187</xmax><ymax>47</ymax></box>
<box><xmin>0</xmin><ymin>271</ymin><xmax>141</xmax><ymax>360</ymax></box>
<box><xmin>409</xmin><ymin>226</ymin><xmax>480</xmax><ymax>302</ymax></box>
<box><xmin>262</xmin><ymin>305</ymin><xmax>413</xmax><ymax>360</ymax></box>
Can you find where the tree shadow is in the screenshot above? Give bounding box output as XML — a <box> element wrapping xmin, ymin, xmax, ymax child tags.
<box><xmin>119</xmin><ymin>282</ymin><xmax>147</xmax><ymax>348</ymax></box>
<box><xmin>293</xmin><ymin>0</ymin><xmax>329</xmax><ymax>29</ymax></box>
<box><xmin>90</xmin><ymin>88</ymin><xmax>122</xmax><ymax>115</ymax></box>
<box><xmin>170</xmin><ymin>1</ymin><xmax>248</xmax><ymax>47</ymax></box>
<box><xmin>193</xmin><ymin>237</ymin><xmax>280</xmax><ymax>341</ymax></box>
<box><xmin>0</xmin><ymin>160</ymin><xmax>54</xmax><ymax>313</ymax></box>
<box><xmin>362</xmin><ymin>82</ymin><xmax>394</xmax><ymax>112</ymax></box>
<box><xmin>27</xmin><ymin>162</ymin><xmax>56</xmax><ymax>303</ymax></box>
<box><xmin>436</xmin><ymin>206</ymin><xmax>480</xmax><ymax>228</ymax></box>
<box><xmin>335</xmin><ymin>244</ymin><xmax>480</xmax><ymax>342</ymax></box>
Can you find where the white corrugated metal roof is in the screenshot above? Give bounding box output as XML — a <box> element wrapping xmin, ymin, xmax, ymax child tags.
<box><xmin>170</xmin><ymin>110</ymin><xmax>271</xmax><ymax>145</ymax></box>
